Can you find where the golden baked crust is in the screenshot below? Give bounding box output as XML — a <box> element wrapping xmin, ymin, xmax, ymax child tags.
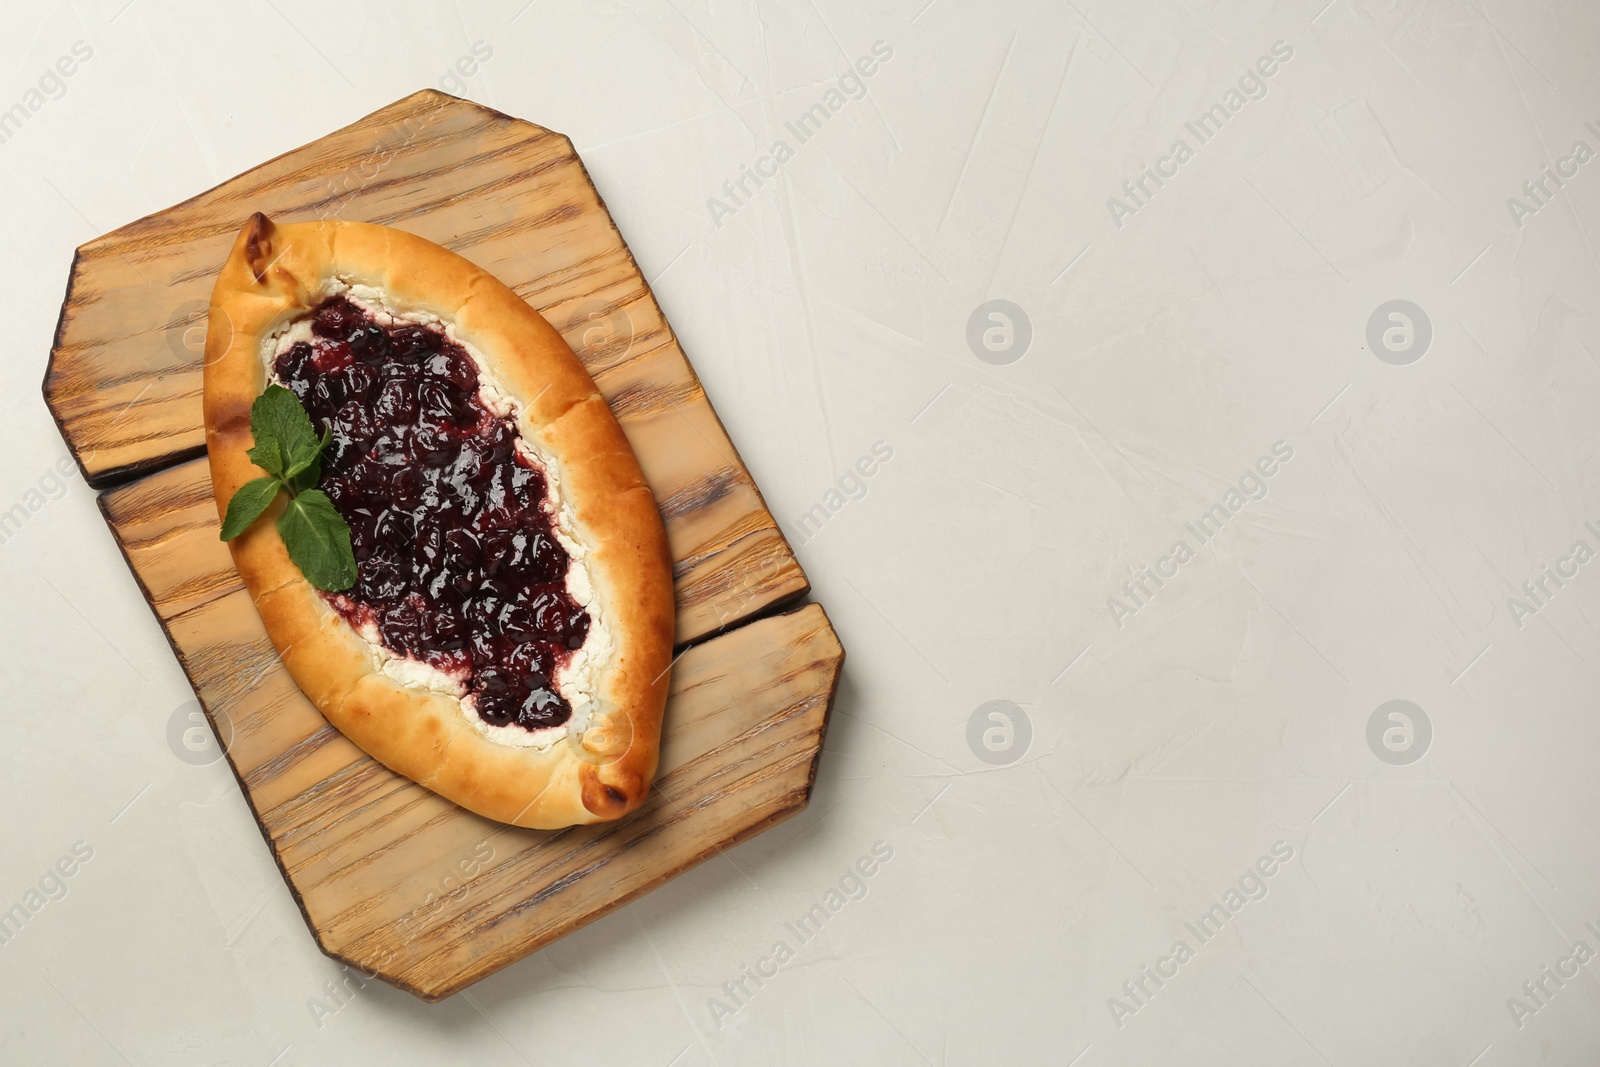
<box><xmin>203</xmin><ymin>213</ymin><xmax>673</xmax><ymax>828</ymax></box>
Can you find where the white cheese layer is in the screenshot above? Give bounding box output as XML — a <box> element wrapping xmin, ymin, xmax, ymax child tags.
<box><xmin>260</xmin><ymin>279</ymin><xmax>613</xmax><ymax>751</ymax></box>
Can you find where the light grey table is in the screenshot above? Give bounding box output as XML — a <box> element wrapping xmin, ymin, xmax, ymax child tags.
<box><xmin>3</xmin><ymin>1</ymin><xmax>1596</xmax><ymax>1063</ymax></box>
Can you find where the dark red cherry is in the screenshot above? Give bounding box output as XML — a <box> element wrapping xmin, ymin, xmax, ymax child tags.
<box><xmin>371</xmin><ymin>430</ymin><xmax>413</xmax><ymax>468</ymax></box>
<box><xmin>344</xmin><ymin>362</ymin><xmax>380</xmax><ymax>402</ymax></box>
<box><xmin>517</xmin><ymin>688</ymin><xmax>569</xmax><ymax>730</ymax></box>
<box><xmin>322</xmin><ymin>476</ymin><xmax>361</xmax><ymax>512</ymax></box>
<box><xmin>413</xmin><ymin>425</ymin><xmax>459</xmax><ymax>467</ymax></box>
<box><xmin>381</xmin><ymin>599</ymin><xmax>423</xmax><ymax>654</ymax></box>
<box><xmin>310</xmin><ymin>375</ymin><xmax>347</xmax><ymax>417</ymax></box>
<box><xmin>474</xmin><ymin>687</ymin><xmax>522</xmax><ymax>726</ymax></box>
<box><xmin>312</xmin><ymin>298</ymin><xmax>362</xmax><ymax>340</ymax></box>
<box><xmin>420</xmin><ymin>609</ymin><xmax>467</xmax><ymax>652</ymax></box>
<box><xmin>276</xmin><ymin>341</ymin><xmax>314</xmax><ymax>382</ymax></box>
<box><xmin>374</xmin><ymin>378</ymin><xmax>419</xmax><ymax>423</ymax></box>
<box><xmin>506</xmin><ymin>640</ymin><xmax>554</xmax><ymax>686</ymax></box>
<box><xmin>564</xmin><ymin>611</ymin><xmax>591</xmax><ymax>649</ymax></box>
<box><xmin>389</xmin><ymin>324</ymin><xmax>434</xmax><ymax>363</ymax></box>
<box><xmin>348</xmin><ymin>323</ymin><xmax>389</xmax><ymax>359</ymax></box>
<box><xmin>482</xmin><ymin>421</ymin><xmax>515</xmax><ymax>464</ymax></box>
<box><xmin>417</xmin><ymin>380</ymin><xmax>462</xmax><ymax>428</ymax></box>
<box><xmin>290</xmin><ymin>297</ymin><xmax>586</xmax><ymax>733</ymax></box>
<box><xmin>372</xmin><ymin>509</ymin><xmax>415</xmax><ymax>551</ymax></box>
<box><xmin>358</xmin><ymin>553</ymin><xmax>408</xmax><ymax>603</ymax></box>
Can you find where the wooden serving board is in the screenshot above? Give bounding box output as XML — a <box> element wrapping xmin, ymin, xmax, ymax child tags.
<box><xmin>43</xmin><ymin>91</ymin><xmax>843</xmax><ymax>1000</ymax></box>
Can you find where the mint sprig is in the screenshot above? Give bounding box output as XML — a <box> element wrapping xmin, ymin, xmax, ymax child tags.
<box><xmin>220</xmin><ymin>385</ymin><xmax>357</xmax><ymax>592</ymax></box>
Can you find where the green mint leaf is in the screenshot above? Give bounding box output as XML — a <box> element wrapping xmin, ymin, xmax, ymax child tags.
<box><xmin>283</xmin><ymin>449</ymin><xmax>317</xmax><ymax>482</ymax></box>
<box><xmin>283</xmin><ymin>423</ymin><xmax>332</xmax><ymax>481</ymax></box>
<box><xmin>246</xmin><ymin>436</ymin><xmax>284</xmax><ymax>478</ymax></box>
<box><xmin>276</xmin><ymin>489</ymin><xmax>357</xmax><ymax>591</ymax></box>
<box><xmin>236</xmin><ymin>385</ymin><xmax>353</xmax><ymax>588</ymax></box>
<box><xmin>287</xmin><ymin>457</ymin><xmax>322</xmax><ymax>495</ymax></box>
<box><xmin>252</xmin><ymin>384</ymin><xmax>322</xmax><ymax>478</ymax></box>
<box><xmin>219</xmin><ymin>476</ymin><xmax>282</xmax><ymax>541</ymax></box>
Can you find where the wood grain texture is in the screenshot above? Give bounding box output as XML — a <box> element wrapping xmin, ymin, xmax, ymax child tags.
<box><xmin>106</xmin><ymin>476</ymin><xmax>842</xmax><ymax>998</ymax></box>
<box><xmin>45</xmin><ymin>89</ymin><xmax>807</xmax><ymax>645</ymax></box>
<box><xmin>49</xmin><ymin>92</ymin><xmax>845</xmax><ymax>1000</ymax></box>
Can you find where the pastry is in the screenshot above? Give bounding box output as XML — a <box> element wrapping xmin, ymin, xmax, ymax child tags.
<box><xmin>203</xmin><ymin>213</ymin><xmax>673</xmax><ymax>829</ymax></box>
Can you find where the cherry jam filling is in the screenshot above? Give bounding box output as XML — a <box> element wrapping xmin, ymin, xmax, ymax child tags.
<box><xmin>273</xmin><ymin>297</ymin><xmax>590</xmax><ymax>733</ymax></box>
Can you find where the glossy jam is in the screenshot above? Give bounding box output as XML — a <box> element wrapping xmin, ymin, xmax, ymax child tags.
<box><xmin>273</xmin><ymin>297</ymin><xmax>588</xmax><ymax>732</ymax></box>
